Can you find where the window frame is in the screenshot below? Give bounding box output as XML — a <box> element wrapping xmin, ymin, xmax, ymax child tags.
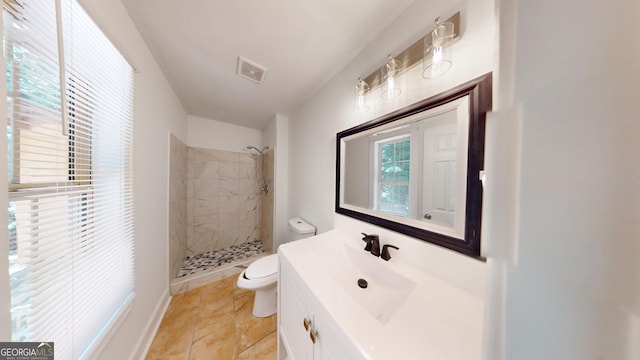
<box><xmin>373</xmin><ymin>134</ymin><xmax>411</xmax><ymax>217</ymax></box>
<box><xmin>8</xmin><ymin>74</ymin><xmax>93</xmax><ymax>192</ymax></box>
<box><xmin>3</xmin><ymin>0</ymin><xmax>136</xmax><ymax>356</ymax></box>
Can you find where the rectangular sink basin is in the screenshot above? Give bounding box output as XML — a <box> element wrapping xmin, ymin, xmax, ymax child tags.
<box><xmin>311</xmin><ymin>242</ymin><xmax>416</xmax><ymax>324</ymax></box>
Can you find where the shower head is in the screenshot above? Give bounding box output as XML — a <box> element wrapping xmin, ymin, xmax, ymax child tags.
<box><xmin>246</xmin><ymin>145</ymin><xmax>269</xmax><ymax>154</ymax></box>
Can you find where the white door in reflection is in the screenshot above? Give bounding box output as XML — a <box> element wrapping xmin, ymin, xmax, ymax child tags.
<box><xmin>422</xmin><ymin>122</ymin><xmax>457</xmax><ymax>227</ymax></box>
<box><xmin>338</xmin><ymin>90</ymin><xmax>475</xmax><ymax>242</ymax></box>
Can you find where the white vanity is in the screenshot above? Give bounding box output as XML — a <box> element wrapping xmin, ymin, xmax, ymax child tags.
<box><xmin>277</xmin><ymin>229</ymin><xmax>485</xmax><ymax>360</ymax></box>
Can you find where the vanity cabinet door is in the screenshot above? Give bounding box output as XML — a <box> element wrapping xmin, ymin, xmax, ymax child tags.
<box><xmin>311</xmin><ymin>316</ymin><xmax>339</xmax><ymax>360</ymax></box>
<box><xmin>279</xmin><ymin>257</ymin><xmax>358</xmax><ymax>360</ymax></box>
<box><xmin>280</xmin><ymin>273</ymin><xmax>313</xmax><ymax>360</ymax></box>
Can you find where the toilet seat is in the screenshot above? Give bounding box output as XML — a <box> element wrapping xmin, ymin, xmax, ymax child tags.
<box><xmin>237</xmin><ymin>254</ymin><xmax>279</xmax><ymax>317</ymax></box>
<box><xmin>237</xmin><ymin>254</ymin><xmax>278</xmax><ymax>291</ymax></box>
<box><xmin>245</xmin><ymin>254</ymin><xmax>278</xmax><ymax>279</ymax></box>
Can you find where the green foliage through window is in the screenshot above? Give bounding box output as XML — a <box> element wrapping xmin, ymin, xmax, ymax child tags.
<box><xmin>378</xmin><ymin>138</ymin><xmax>410</xmax><ymax>217</ymax></box>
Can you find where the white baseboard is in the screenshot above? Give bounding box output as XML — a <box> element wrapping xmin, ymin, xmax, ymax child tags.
<box><xmin>129</xmin><ymin>289</ymin><xmax>171</xmax><ymax>360</ymax></box>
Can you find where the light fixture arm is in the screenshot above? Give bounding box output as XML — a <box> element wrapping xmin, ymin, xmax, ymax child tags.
<box><xmin>358</xmin><ymin>11</ymin><xmax>460</xmax><ymax>93</ymax></box>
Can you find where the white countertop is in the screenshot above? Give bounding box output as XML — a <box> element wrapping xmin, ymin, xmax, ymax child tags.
<box><xmin>279</xmin><ymin>230</ymin><xmax>485</xmax><ymax>360</ymax></box>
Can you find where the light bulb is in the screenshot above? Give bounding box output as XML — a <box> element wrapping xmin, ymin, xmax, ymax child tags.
<box><xmin>354</xmin><ymin>78</ymin><xmax>369</xmax><ymax>112</ymax></box>
<box><xmin>381</xmin><ymin>55</ymin><xmax>401</xmax><ymax>99</ymax></box>
<box><xmin>422</xmin><ymin>18</ymin><xmax>454</xmax><ymax>79</ymax></box>
<box><xmin>432</xmin><ymin>45</ymin><xmax>443</xmax><ymax>65</ymax></box>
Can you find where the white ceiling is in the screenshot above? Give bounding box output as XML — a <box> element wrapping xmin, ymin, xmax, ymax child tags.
<box><xmin>121</xmin><ymin>0</ymin><xmax>414</xmax><ymax>129</ymax></box>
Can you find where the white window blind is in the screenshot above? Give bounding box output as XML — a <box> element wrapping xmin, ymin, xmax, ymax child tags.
<box><xmin>4</xmin><ymin>0</ymin><xmax>135</xmax><ymax>358</ymax></box>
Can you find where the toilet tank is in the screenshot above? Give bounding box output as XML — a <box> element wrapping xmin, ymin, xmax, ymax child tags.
<box><xmin>288</xmin><ymin>217</ymin><xmax>316</xmax><ymax>242</ymax></box>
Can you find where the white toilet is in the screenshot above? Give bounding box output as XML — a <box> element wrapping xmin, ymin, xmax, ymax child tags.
<box><xmin>237</xmin><ymin>217</ymin><xmax>316</xmax><ymax>317</ymax></box>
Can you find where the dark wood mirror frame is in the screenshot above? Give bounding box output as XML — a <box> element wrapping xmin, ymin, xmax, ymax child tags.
<box><xmin>335</xmin><ymin>73</ymin><xmax>492</xmax><ymax>260</ymax></box>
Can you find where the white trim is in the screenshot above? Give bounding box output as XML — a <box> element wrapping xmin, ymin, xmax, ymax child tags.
<box><xmin>0</xmin><ymin>6</ymin><xmax>12</xmax><ymax>340</ymax></box>
<box><xmin>82</xmin><ymin>293</ymin><xmax>135</xmax><ymax>360</ymax></box>
<box><xmin>76</xmin><ymin>0</ymin><xmax>139</xmax><ymax>72</ymax></box>
<box><xmin>166</xmin><ymin>131</ymin><xmax>173</xmax><ymax>281</ymax></box>
<box><xmin>129</xmin><ymin>289</ymin><xmax>171</xmax><ymax>360</ymax></box>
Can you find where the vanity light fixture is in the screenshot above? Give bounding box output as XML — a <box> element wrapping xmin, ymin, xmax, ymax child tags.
<box><xmin>381</xmin><ymin>54</ymin><xmax>401</xmax><ymax>99</ymax></box>
<box><xmin>354</xmin><ymin>77</ymin><xmax>370</xmax><ymax>112</ymax></box>
<box><xmin>422</xmin><ymin>17</ymin><xmax>455</xmax><ymax>79</ymax></box>
<box><xmin>354</xmin><ymin>12</ymin><xmax>459</xmax><ymax>98</ymax></box>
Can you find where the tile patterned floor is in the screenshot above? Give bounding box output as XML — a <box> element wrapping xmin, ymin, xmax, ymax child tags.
<box><xmin>177</xmin><ymin>241</ymin><xmax>267</xmax><ymax>278</ymax></box>
<box><xmin>145</xmin><ymin>274</ymin><xmax>277</xmax><ymax>360</ymax></box>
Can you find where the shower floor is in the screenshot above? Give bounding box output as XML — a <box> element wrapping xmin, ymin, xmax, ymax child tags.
<box><xmin>177</xmin><ymin>240</ymin><xmax>267</xmax><ymax>278</ymax></box>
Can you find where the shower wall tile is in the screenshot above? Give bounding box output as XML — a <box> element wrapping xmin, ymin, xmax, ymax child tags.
<box><xmin>239</xmin><ymin>197</ymin><xmax>258</xmax><ymax>213</ymax></box>
<box><xmin>218</xmin><ymin>197</ymin><xmax>240</xmax><ymax>215</ymax></box>
<box><xmin>169</xmin><ymin>134</ymin><xmax>189</xmax><ymax>279</ymax></box>
<box><xmin>238</xmin><ymin>152</ymin><xmax>256</xmax><ymax>164</ymax></box>
<box><xmin>194</xmin><ymin>213</ymin><xmax>218</xmax><ymax>231</ymax></box>
<box><xmin>219</xmin><ymin>161</ymin><xmax>242</xmax><ymax>181</ymax></box>
<box><xmin>194</xmin><ymin>178</ymin><xmax>219</xmax><ymax>198</ymax></box>
<box><xmin>218</xmin><ymin>211</ymin><xmax>241</xmax><ymax>232</ymax></box>
<box><xmin>191</xmin><ymin>228</ymin><xmax>217</xmax><ymax>255</ymax></box>
<box><xmin>238</xmin><ymin>209</ymin><xmax>260</xmax><ymax>244</ymax></box>
<box><xmin>219</xmin><ymin>176</ymin><xmax>239</xmax><ymax>194</ymax></box>
<box><xmin>261</xmin><ymin>149</ymin><xmax>275</xmax><ymax>251</ymax></box>
<box><xmin>238</xmin><ymin>179</ymin><xmax>257</xmax><ymax>197</ymax></box>
<box><xmin>217</xmin><ymin>227</ymin><xmax>240</xmax><ymax>248</ymax></box>
<box><xmin>194</xmin><ymin>198</ymin><xmax>217</xmax><ymax>217</ymax></box>
<box><xmin>200</xmin><ymin>161</ymin><xmax>219</xmax><ymax>178</ymax></box>
<box><xmin>186</xmin><ymin>147</ymin><xmax>263</xmax><ymax>256</ymax></box>
<box><xmin>238</xmin><ymin>225</ymin><xmax>259</xmax><ymax>245</ymax></box>
<box><xmin>238</xmin><ymin>163</ymin><xmax>257</xmax><ymax>179</ymax></box>
<box><xmin>194</xmin><ymin>148</ymin><xmax>235</xmax><ymax>162</ymax></box>
<box><xmin>189</xmin><ymin>159</ymin><xmax>218</xmax><ymax>179</ymax></box>
<box><xmin>193</xmin><ymin>148</ymin><xmax>217</xmax><ymax>161</ymax></box>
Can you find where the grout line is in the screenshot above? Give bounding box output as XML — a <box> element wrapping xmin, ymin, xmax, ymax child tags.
<box><xmin>232</xmin><ymin>281</ymin><xmax>240</xmax><ymax>359</ymax></box>
<box><xmin>187</xmin><ymin>290</ymin><xmax>204</xmax><ymax>360</ymax></box>
<box><xmin>164</xmin><ymin>275</ymin><xmax>276</xmax><ymax>359</ymax></box>
<box><xmin>240</xmin><ymin>328</ymin><xmax>277</xmax><ymax>356</ymax></box>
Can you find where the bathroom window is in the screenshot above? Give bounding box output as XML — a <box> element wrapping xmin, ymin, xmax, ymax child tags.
<box><xmin>374</xmin><ymin>136</ymin><xmax>410</xmax><ymax>217</ymax></box>
<box><xmin>4</xmin><ymin>0</ymin><xmax>135</xmax><ymax>358</ymax></box>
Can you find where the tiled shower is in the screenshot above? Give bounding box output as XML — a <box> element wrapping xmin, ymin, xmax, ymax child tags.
<box><xmin>168</xmin><ymin>134</ymin><xmax>274</xmax><ymax>294</ymax></box>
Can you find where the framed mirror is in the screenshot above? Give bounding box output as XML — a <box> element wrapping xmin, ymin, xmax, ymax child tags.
<box><xmin>336</xmin><ymin>73</ymin><xmax>492</xmax><ymax>259</ymax></box>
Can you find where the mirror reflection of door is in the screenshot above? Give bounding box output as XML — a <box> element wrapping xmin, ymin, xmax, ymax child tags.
<box><xmin>340</xmin><ymin>94</ymin><xmax>469</xmax><ymax>240</ymax></box>
<box><xmin>422</xmin><ymin>122</ymin><xmax>457</xmax><ymax>227</ymax></box>
<box><xmin>336</xmin><ymin>73</ymin><xmax>491</xmax><ymax>256</ymax></box>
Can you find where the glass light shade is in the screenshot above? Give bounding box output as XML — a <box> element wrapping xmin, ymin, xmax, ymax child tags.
<box><xmin>381</xmin><ymin>55</ymin><xmax>401</xmax><ymax>99</ymax></box>
<box><xmin>423</xmin><ymin>18</ymin><xmax>454</xmax><ymax>79</ymax></box>
<box><xmin>354</xmin><ymin>78</ymin><xmax>370</xmax><ymax>112</ymax></box>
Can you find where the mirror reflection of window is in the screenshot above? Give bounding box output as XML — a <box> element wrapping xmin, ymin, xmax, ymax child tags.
<box><xmin>374</xmin><ymin>136</ymin><xmax>410</xmax><ymax>217</ymax></box>
<box><xmin>337</xmin><ymin>73</ymin><xmax>491</xmax><ymax>257</ymax></box>
<box><xmin>340</xmin><ymin>95</ymin><xmax>469</xmax><ymax>240</ymax></box>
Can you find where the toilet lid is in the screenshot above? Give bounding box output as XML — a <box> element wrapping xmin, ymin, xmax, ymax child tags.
<box><xmin>246</xmin><ymin>254</ymin><xmax>278</xmax><ymax>279</ymax></box>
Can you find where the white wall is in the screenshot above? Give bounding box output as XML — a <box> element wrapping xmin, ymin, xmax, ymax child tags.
<box><xmin>263</xmin><ymin>114</ymin><xmax>290</xmax><ymax>248</ymax></box>
<box><xmin>263</xmin><ymin>115</ymin><xmax>277</xmax><ymax>149</ymax></box>
<box><xmin>288</xmin><ymin>0</ymin><xmax>495</xmax><ymax>298</ymax></box>
<box><xmin>187</xmin><ymin>114</ymin><xmax>262</xmax><ymax>151</ymax></box>
<box><xmin>288</xmin><ymin>0</ymin><xmax>496</xmax><ymax>235</ymax></box>
<box><xmin>487</xmin><ymin>0</ymin><xmax>640</xmax><ymax>359</ymax></box>
<box><xmin>60</xmin><ymin>1</ymin><xmax>187</xmax><ymax>359</ymax></box>
<box><xmin>343</xmin><ymin>136</ymin><xmax>371</xmax><ymax>208</ymax></box>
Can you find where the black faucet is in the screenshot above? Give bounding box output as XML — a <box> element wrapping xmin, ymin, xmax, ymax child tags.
<box><xmin>361</xmin><ymin>233</ymin><xmax>380</xmax><ymax>257</ymax></box>
<box><xmin>381</xmin><ymin>244</ymin><xmax>399</xmax><ymax>261</ymax></box>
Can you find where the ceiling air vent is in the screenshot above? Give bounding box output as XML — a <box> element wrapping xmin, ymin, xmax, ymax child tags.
<box><xmin>237</xmin><ymin>56</ymin><xmax>267</xmax><ymax>84</ymax></box>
